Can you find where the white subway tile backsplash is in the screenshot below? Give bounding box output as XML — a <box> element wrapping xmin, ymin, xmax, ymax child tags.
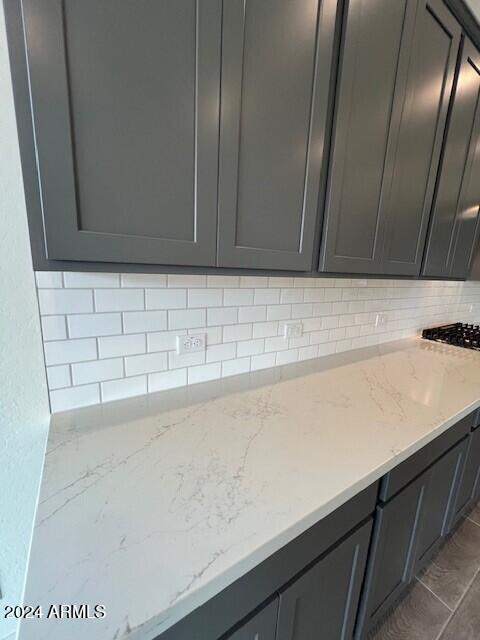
<box><xmin>146</xmin><ymin>289</ymin><xmax>186</xmax><ymax>310</ymax></box>
<box><xmin>64</xmin><ymin>272</ymin><xmax>119</xmax><ymax>288</ymax></box>
<box><xmin>123</xmin><ymin>310</ymin><xmax>167</xmax><ymax>334</ymax></box>
<box><xmin>125</xmin><ymin>352</ymin><xmax>168</xmax><ymax>376</ymax></box>
<box><xmin>101</xmin><ymin>376</ymin><xmax>147</xmax><ymax>403</ymax></box>
<box><xmin>98</xmin><ymin>334</ymin><xmax>145</xmax><ymax>359</ymax></box>
<box><xmin>72</xmin><ymin>358</ymin><xmax>124</xmax><ymax>385</ymax></box>
<box><xmin>41</xmin><ymin>316</ymin><xmax>67</xmax><ymax>341</ymax></box>
<box><xmin>68</xmin><ymin>313</ymin><xmax>122</xmax><ymax>338</ymax></box>
<box><xmin>36</xmin><ymin>272</ymin><xmax>480</xmax><ymax>412</ymax></box>
<box><xmin>38</xmin><ymin>289</ymin><xmax>93</xmax><ymax>315</ymax></box>
<box><xmin>44</xmin><ymin>338</ymin><xmax>97</xmax><ymax>366</ymax></box>
<box><xmin>95</xmin><ymin>289</ymin><xmax>144</xmax><ymax>312</ymax></box>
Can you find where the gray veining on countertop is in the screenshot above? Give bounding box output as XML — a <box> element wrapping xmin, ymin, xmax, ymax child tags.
<box><xmin>19</xmin><ymin>338</ymin><xmax>480</xmax><ymax>640</ymax></box>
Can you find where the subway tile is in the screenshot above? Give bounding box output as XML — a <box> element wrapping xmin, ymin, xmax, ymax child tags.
<box><xmin>148</xmin><ymin>330</ymin><xmax>184</xmax><ymax>352</ymax></box>
<box><xmin>206</xmin><ymin>275</ymin><xmax>240</xmax><ymax>288</ymax></box>
<box><xmin>41</xmin><ymin>316</ymin><xmax>67</xmax><ymax>341</ymax></box>
<box><xmin>206</xmin><ymin>342</ymin><xmax>237</xmax><ymax>363</ymax></box>
<box><xmin>146</xmin><ymin>289</ymin><xmax>186</xmax><ymax>310</ymax></box>
<box><xmin>310</xmin><ymin>330</ymin><xmax>330</xmax><ymax>345</ymax></box>
<box><xmin>169</xmin><ymin>308</ymin><xmax>206</xmax><ymax>330</ymax></box>
<box><xmin>304</xmin><ymin>288</ymin><xmax>325</xmax><ymax>302</ymax></box>
<box><xmin>280</xmin><ymin>288</ymin><xmax>304</xmax><ymax>304</ymax></box>
<box><xmin>50</xmin><ymin>384</ymin><xmax>100</xmax><ymax>413</ymax></box>
<box><xmin>223</xmin><ymin>323</ymin><xmax>252</xmax><ymax>343</ymax></box>
<box><xmin>289</xmin><ymin>335</ymin><xmax>310</xmax><ymax>348</ymax></box>
<box><xmin>149</xmin><ymin>368</ymin><xmax>187</xmax><ymax>392</ymax></box>
<box><xmin>95</xmin><ymin>289</ymin><xmax>143</xmax><ymax>312</ymax></box>
<box><xmin>64</xmin><ymin>272</ymin><xmax>119</xmax><ymax>288</ymax></box>
<box><xmin>46</xmin><ymin>365</ymin><xmax>71</xmax><ymax>390</ymax></box>
<box><xmin>222</xmin><ymin>357</ymin><xmax>251</xmax><ymax>378</ymax></box>
<box><xmin>36</xmin><ymin>272</ymin><xmax>63</xmax><ymax>288</ymax></box>
<box><xmin>252</xmin><ymin>321</ymin><xmax>279</xmax><ymax>339</ymax></box>
<box><xmin>68</xmin><ymin>313</ymin><xmax>122</xmax><ymax>338</ymax></box>
<box><xmin>292</xmin><ymin>303</ymin><xmax>313</xmax><ymax>319</ymax></box>
<box><xmin>98</xmin><ymin>334</ymin><xmax>146</xmax><ymax>359</ymax></box>
<box><xmin>276</xmin><ymin>349</ymin><xmax>299</xmax><ymax>366</ymax></box>
<box><xmin>125</xmin><ymin>352</ymin><xmax>168</xmax><ymax>376</ymax></box>
<box><xmin>239</xmin><ymin>305</ymin><xmax>267</xmax><ymax>323</ymax></box>
<box><xmin>302</xmin><ymin>317</ymin><xmax>323</xmax><ymax>332</ymax></box>
<box><xmin>298</xmin><ymin>345</ymin><xmax>319</xmax><ymax>361</ymax></box>
<box><xmin>207</xmin><ymin>307</ymin><xmax>238</xmax><ymax>326</ymax></box>
<box><xmin>38</xmin><ymin>289</ymin><xmax>93</xmax><ymax>315</ymax></box>
<box><xmin>169</xmin><ymin>350</ymin><xmax>205</xmax><ymax>370</ymax></box>
<box><xmin>167</xmin><ymin>274</ymin><xmax>206</xmax><ymax>288</ymax></box>
<box><xmin>224</xmin><ymin>288</ymin><xmax>254</xmax><ymax>306</ymax></box>
<box><xmin>188</xmin><ymin>288</ymin><xmax>223</xmax><ymax>308</ymax></box>
<box><xmin>254</xmin><ymin>289</ymin><xmax>280</xmax><ymax>305</ymax></box>
<box><xmin>191</xmin><ymin>326</ymin><xmax>223</xmax><ymax>345</ymax></box>
<box><xmin>72</xmin><ymin>358</ymin><xmax>124</xmax><ymax>385</ymax></box>
<box><xmin>265</xmin><ymin>336</ymin><xmax>288</xmax><ymax>353</ymax></box>
<box><xmin>251</xmin><ymin>352</ymin><xmax>276</xmax><ymax>371</ymax></box>
<box><xmin>240</xmin><ymin>276</ymin><xmax>268</xmax><ymax>288</ymax></box>
<box><xmin>101</xmin><ymin>376</ymin><xmax>147</xmax><ymax>403</ymax></box>
<box><xmin>120</xmin><ymin>273</ymin><xmax>167</xmax><ymax>288</ymax></box>
<box><xmin>312</xmin><ymin>302</ymin><xmax>333</xmax><ymax>316</ymax></box>
<box><xmin>123</xmin><ymin>311</ymin><xmax>167</xmax><ymax>334</ymax></box>
<box><xmin>266</xmin><ymin>305</ymin><xmax>291</xmax><ymax>321</ymax></box>
<box><xmin>188</xmin><ymin>362</ymin><xmax>221</xmax><ymax>385</ymax></box>
<box><xmin>44</xmin><ymin>339</ymin><xmax>97</xmax><ymax>366</ymax></box>
<box><xmin>237</xmin><ymin>338</ymin><xmax>264</xmax><ymax>357</ymax></box>
<box><xmin>268</xmin><ymin>277</ymin><xmax>295</xmax><ymax>288</ymax></box>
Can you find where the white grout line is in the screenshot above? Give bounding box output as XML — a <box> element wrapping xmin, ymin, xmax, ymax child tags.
<box><xmin>416</xmin><ymin>576</ymin><xmax>453</xmax><ymax>612</ymax></box>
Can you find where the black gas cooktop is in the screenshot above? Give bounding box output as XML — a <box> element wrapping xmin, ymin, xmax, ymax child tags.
<box><xmin>422</xmin><ymin>323</ymin><xmax>480</xmax><ymax>350</ymax></box>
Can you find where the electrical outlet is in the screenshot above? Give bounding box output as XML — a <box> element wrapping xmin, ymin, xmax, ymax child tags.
<box><xmin>283</xmin><ymin>322</ymin><xmax>303</xmax><ymax>339</ymax></box>
<box><xmin>375</xmin><ymin>313</ymin><xmax>388</xmax><ymax>328</ymax></box>
<box><xmin>176</xmin><ymin>333</ymin><xmax>206</xmax><ymax>355</ymax></box>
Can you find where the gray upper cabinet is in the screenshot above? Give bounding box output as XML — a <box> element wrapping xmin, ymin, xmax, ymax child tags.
<box><xmin>217</xmin><ymin>0</ymin><xmax>338</xmax><ymax>271</ymax></box>
<box><xmin>276</xmin><ymin>519</ymin><xmax>372</xmax><ymax>640</ymax></box>
<box><xmin>423</xmin><ymin>38</ymin><xmax>480</xmax><ymax>279</ymax></box>
<box><xmin>20</xmin><ymin>0</ymin><xmax>221</xmax><ymax>266</ymax></box>
<box><xmin>320</xmin><ymin>0</ymin><xmax>461</xmax><ymax>276</ymax></box>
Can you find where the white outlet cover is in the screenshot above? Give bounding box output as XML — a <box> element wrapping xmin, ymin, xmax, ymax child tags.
<box><xmin>283</xmin><ymin>322</ymin><xmax>303</xmax><ymax>339</ymax></box>
<box><xmin>176</xmin><ymin>333</ymin><xmax>206</xmax><ymax>355</ymax></box>
<box><xmin>375</xmin><ymin>313</ymin><xmax>388</xmax><ymax>328</ymax></box>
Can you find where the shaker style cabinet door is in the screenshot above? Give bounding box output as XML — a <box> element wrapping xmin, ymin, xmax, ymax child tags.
<box><xmin>276</xmin><ymin>520</ymin><xmax>372</xmax><ymax>640</ymax></box>
<box><xmin>20</xmin><ymin>0</ymin><xmax>221</xmax><ymax>266</ymax></box>
<box><xmin>320</xmin><ymin>0</ymin><xmax>460</xmax><ymax>276</ymax></box>
<box><xmin>423</xmin><ymin>38</ymin><xmax>480</xmax><ymax>279</ymax></box>
<box><xmin>217</xmin><ymin>0</ymin><xmax>338</xmax><ymax>270</ymax></box>
<box><xmin>226</xmin><ymin>599</ymin><xmax>278</xmax><ymax>640</ymax></box>
<box><xmin>452</xmin><ymin>428</ymin><xmax>480</xmax><ymax>524</ymax></box>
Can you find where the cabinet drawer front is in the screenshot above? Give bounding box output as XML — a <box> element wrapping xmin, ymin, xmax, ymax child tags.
<box><xmin>276</xmin><ymin>519</ymin><xmax>372</xmax><ymax>640</ymax></box>
<box><xmin>21</xmin><ymin>0</ymin><xmax>221</xmax><ymax>266</ymax></box>
<box><xmin>423</xmin><ymin>38</ymin><xmax>480</xmax><ymax>278</ymax></box>
<box><xmin>218</xmin><ymin>0</ymin><xmax>338</xmax><ymax>270</ymax></box>
<box><xmin>382</xmin><ymin>0</ymin><xmax>461</xmax><ymax>276</ymax></box>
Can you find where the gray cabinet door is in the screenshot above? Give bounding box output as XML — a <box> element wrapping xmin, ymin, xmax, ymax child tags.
<box><xmin>217</xmin><ymin>0</ymin><xmax>338</xmax><ymax>271</ymax></box>
<box><xmin>276</xmin><ymin>519</ymin><xmax>372</xmax><ymax>640</ymax></box>
<box><xmin>452</xmin><ymin>428</ymin><xmax>480</xmax><ymax>524</ymax></box>
<box><xmin>226</xmin><ymin>599</ymin><xmax>278</xmax><ymax>640</ymax></box>
<box><xmin>414</xmin><ymin>438</ymin><xmax>469</xmax><ymax>572</ymax></box>
<box><xmin>320</xmin><ymin>0</ymin><xmax>417</xmax><ymax>275</ymax></box>
<box><xmin>423</xmin><ymin>38</ymin><xmax>480</xmax><ymax>279</ymax></box>
<box><xmin>320</xmin><ymin>0</ymin><xmax>460</xmax><ymax>276</ymax></box>
<box><xmin>355</xmin><ymin>474</ymin><xmax>427</xmax><ymax>637</ymax></box>
<box><xmin>20</xmin><ymin>0</ymin><xmax>221</xmax><ymax>266</ymax></box>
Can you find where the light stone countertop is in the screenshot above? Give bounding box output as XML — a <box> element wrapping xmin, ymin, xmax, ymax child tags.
<box><xmin>19</xmin><ymin>337</ymin><xmax>480</xmax><ymax>640</ymax></box>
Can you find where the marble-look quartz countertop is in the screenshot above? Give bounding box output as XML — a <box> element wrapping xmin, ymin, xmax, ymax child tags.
<box><xmin>19</xmin><ymin>338</ymin><xmax>480</xmax><ymax>640</ymax></box>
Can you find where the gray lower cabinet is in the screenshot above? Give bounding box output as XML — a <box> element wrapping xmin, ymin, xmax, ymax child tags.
<box><xmin>225</xmin><ymin>599</ymin><xmax>278</xmax><ymax>640</ymax></box>
<box><xmin>423</xmin><ymin>38</ymin><xmax>480</xmax><ymax>279</ymax></box>
<box><xmin>15</xmin><ymin>0</ymin><xmax>222</xmax><ymax>267</ymax></box>
<box><xmin>276</xmin><ymin>520</ymin><xmax>373</xmax><ymax>640</ymax></box>
<box><xmin>320</xmin><ymin>0</ymin><xmax>461</xmax><ymax>276</ymax></box>
<box><xmin>217</xmin><ymin>0</ymin><xmax>338</xmax><ymax>271</ymax></box>
<box><xmin>452</xmin><ymin>427</ymin><xmax>480</xmax><ymax>523</ymax></box>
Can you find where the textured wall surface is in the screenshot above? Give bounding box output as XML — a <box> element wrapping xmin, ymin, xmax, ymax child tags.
<box><xmin>0</xmin><ymin>7</ymin><xmax>50</xmax><ymax>640</ymax></box>
<box><xmin>36</xmin><ymin>272</ymin><xmax>480</xmax><ymax>412</ymax></box>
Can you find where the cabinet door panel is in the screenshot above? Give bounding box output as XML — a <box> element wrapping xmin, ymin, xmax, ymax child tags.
<box><xmin>226</xmin><ymin>599</ymin><xmax>278</xmax><ymax>640</ymax></box>
<box><xmin>320</xmin><ymin>0</ymin><xmax>414</xmax><ymax>274</ymax></box>
<box><xmin>453</xmin><ymin>429</ymin><xmax>480</xmax><ymax>524</ymax></box>
<box><xmin>414</xmin><ymin>439</ymin><xmax>468</xmax><ymax>572</ymax></box>
<box><xmin>423</xmin><ymin>39</ymin><xmax>480</xmax><ymax>278</ymax></box>
<box><xmin>382</xmin><ymin>0</ymin><xmax>461</xmax><ymax>275</ymax></box>
<box><xmin>218</xmin><ymin>0</ymin><xmax>337</xmax><ymax>270</ymax></box>
<box><xmin>276</xmin><ymin>520</ymin><xmax>372</xmax><ymax>640</ymax></box>
<box><xmin>21</xmin><ymin>0</ymin><xmax>221</xmax><ymax>266</ymax></box>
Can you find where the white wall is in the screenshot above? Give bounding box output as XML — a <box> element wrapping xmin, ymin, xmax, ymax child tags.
<box><xmin>0</xmin><ymin>6</ymin><xmax>50</xmax><ymax>640</ymax></box>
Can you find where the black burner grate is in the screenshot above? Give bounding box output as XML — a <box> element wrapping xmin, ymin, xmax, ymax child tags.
<box><xmin>422</xmin><ymin>322</ymin><xmax>480</xmax><ymax>350</ymax></box>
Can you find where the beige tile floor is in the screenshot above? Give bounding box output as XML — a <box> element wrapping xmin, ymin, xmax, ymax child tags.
<box><xmin>369</xmin><ymin>502</ymin><xmax>480</xmax><ymax>640</ymax></box>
